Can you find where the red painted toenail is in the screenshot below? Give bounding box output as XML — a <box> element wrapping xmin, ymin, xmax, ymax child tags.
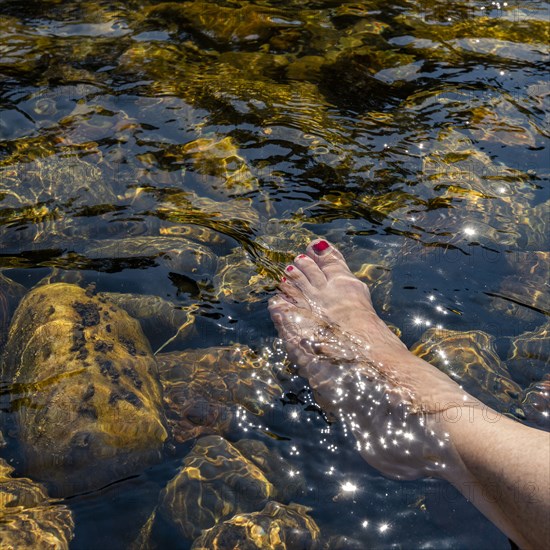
<box><xmin>298</xmin><ymin>254</ymin><xmax>307</xmax><ymax>259</ymax></box>
<box><xmin>281</xmin><ymin>276</ymin><xmax>287</xmax><ymax>282</ymax></box>
<box><xmin>312</xmin><ymin>240</ymin><xmax>330</xmax><ymax>253</ymax></box>
<box><xmin>286</xmin><ymin>265</ymin><xmax>294</xmax><ymax>272</ymax></box>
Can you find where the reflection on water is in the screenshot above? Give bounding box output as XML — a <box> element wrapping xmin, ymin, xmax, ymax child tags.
<box><xmin>0</xmin><ymin>0</ymin><xmax>548</xmax><ymax>548</ymax></box>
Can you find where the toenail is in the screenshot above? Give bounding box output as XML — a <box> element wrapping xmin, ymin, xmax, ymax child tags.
<box><xmin>298</xmin><ymin>254</ymin><xmax>307</xmax><ymax>259</ymax></box>
<box><xmin>286</xmin><ymin>265</ymin><xmax>294</xmax><ymax>272</ymax></box>
<box><xmin>312</xmin><ymin>240</ymin><xmax>330</xmax><ymax>253</ymax></box>
<box><xmin>281</xmin><ymin>276</ymin><xmax>287</xmax><ymax>282</ymax></box>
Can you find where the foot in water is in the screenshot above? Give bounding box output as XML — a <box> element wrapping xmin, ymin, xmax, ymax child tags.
<box><xmin>271</xmin><ymin>239</ymin><xmax>550</xmax><ymax>549</ymax></box>
<box><xmin>269</xmin><ymin>239</ymin><xmax>478</xmax><ymax>481</ymax></box>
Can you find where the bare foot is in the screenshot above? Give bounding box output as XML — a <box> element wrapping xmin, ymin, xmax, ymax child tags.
<box><xmin>269</xmin><ymin>239</ymin><xmax>478</xmax><ymax>480</ymax></box>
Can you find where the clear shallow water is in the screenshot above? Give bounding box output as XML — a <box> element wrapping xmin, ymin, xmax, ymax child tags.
<box><xmin>0</xmin><ymin>0</ymin><xmax>548</xmax><ymax>548</ymax></box>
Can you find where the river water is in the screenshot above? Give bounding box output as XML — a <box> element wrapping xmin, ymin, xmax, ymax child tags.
<box><xmin>0</xmin><ymin>0</ymin><xmax>548</xmax><ymax>548</ymax></box>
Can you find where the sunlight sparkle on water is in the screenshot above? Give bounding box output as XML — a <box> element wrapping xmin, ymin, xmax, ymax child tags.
<box><xmin>379</xmin><ymin>522</ymin><xmax>391</xmax><ymax>533</ymax></box>
<box><xmin>341</xmin><ymin>481</ymin><xmax>358</xmax><ymax>493</ymax></box>
<box><xmin>463</xmin><ymin>226</ymin><xmax>477</xmax><ymax>236</ymax></box>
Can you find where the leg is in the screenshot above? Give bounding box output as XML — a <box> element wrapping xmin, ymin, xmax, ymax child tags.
<box><xmin>444</xmin><ymin>406</ymin><xmax>550</xmax><ymax>550</ymax></box>
<box><xmin>269</xmin><ymin>240</ymin><xmax>550</xmax><ymax>549</ymax></box>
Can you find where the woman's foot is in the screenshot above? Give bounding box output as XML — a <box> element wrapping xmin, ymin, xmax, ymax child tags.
<box><xmin>268</xmin><ymin>239</ymin><xmax>476</xmax><ymax>480</ymax></box>
<box><xmin>270</xmin><ymin>240</ymin><xmax>550</xmax><ymax>548</ymax></box>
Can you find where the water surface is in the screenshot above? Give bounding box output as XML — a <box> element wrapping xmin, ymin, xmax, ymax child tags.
<box><xmin>1</xmin><ymin>0</ymin><xmax>548</xmax><ymax>548</ymax></box>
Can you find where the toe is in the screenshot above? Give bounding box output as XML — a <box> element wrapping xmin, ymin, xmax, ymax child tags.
<box><xmin>294</xmin><ymin>253</ymin><xmax>327</xmax><ymax>288</ymax></box>
<box><xmin>306</xmin><ymin>239</ymin><xmax>354</xmax><ymax>281</ymax></box>
<box><xmin>268</xmin><ymin>295</ymin><xmax>312</xmax><ymax>346</ymax></box>
<box><xmin>283</xmin><ymin>263</ymin><xmax>314</xmax><ymax>292</ymax></box>
<box><xmin>268</xmin><ymin>293</ymin><xmax>294</xmax><ymax>314</ymax></box>
<box><xmin>268</xmin><ymin>293</ymin><xmax>293</xmax><ymax>318</ymax></box>
<box><xmin>268</xmin><ymin>294</ymin><xmax>297</xmax><ymax>326</ymax></box>
<box><xmin>278</xmin><ymin>279</ymin><xmax>309</xmax><ymax>308</ymax></box>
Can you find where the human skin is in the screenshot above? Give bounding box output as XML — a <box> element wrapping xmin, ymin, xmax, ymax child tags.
<box><xmin>268</xmin><ymin>239</ymin><xmax>550</xmax><ymax>549</ymax></box>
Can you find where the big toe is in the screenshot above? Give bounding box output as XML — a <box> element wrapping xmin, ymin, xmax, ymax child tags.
<box><xmin>306</xmin><ymin>239</ymin><xmax>354</xmax><ymax>281</ymax></box>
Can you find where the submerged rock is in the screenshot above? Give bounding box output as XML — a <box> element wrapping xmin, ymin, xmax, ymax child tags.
<box><xmin>144</xmin><ymin>2</ymin><xmax>295</xmax><ymax>47</ymax></box>
<box><xmin>0</xmin><ymin>15</ymin><xmax>53</xmax><ymax>78</ymax></box>
<box><xmin>0</xmin><ymin>154</ymin><xmax>115</xmax><ymax>209</ymax></box>
<box><xmin>346</xmin><ymin>242</ymin><xmax>397</xmax><ymax>313</ymax></box>
<box><xmin>158</xmin><ymin>435</ymin><xmax>304</xmax><ymax>540</ymax></box>
<box><xmin>157</xmin><ymin>345</ymin><xmax>282</xmax><ymax>443</ymax></box>
<box><xmin>158</xmin><ymin>223</ymin><xmax>226</xmax><ymax>246</ymax></box>
<box><xmin>233</xmin><ymin>439</ymin><xmax>305</xmax><ymax>503</ymax></box>
<box><xmin>0</xmin><ymin>458</ymin><xmax>74</xmax><ymax>549</ymax></box>
<box><xmin>518</xmin><ymin>200</ymin><xmax>550</xmax><ymax>251</ymax></box>
<box><xmin>491</xmin><ymin>251</ymin><xmax>550</xmax><ymax>322</ymax></box>
<box><xmin>418</xmin><ymin>128</ymin><xmax>535</xmax><ymax>249</ymax></box>
<box><xmin>155</xmin><ymin>189</ymin><xmax>261</xmax><ymax>233</ymax></box>
<box><xmin>191</xmin><ymin>501</ymin><xmax>320</xmax><ymax>550</ymax></box>
<box><xmin>1</xmin><ymin>283</ymin><xmax>168</xmax><ymax>497</ymax></box>
<box><xmin>164</xmin><ymin>135</ymin><xmax>259</xmax><ymax>197</ymax></box>
<box><xmin>411</xmin><ymin>328</ymin><xmax>522</xmax><ymax>413</ymax></box>
<box><xmin>520</xmin><ymin>375</ymin><xmax>550</xmax><ymax>430</ymax></box>
<box><xmin>213</xmin><ymin>248</ymin><xmax>276</xmax><ymax>303</ymax></box>
<box><xmin>158</xmin><ymin>435</ymin><xmax>274</xmax><ymax>540</ymax></box>
<box><xmin>84</xmin><ymin>236</ymin><xmax>217</xmax><ymax>276</ymax></box>
<box><xmin>507</xmin><ymin>321</ymin><xmax>550</xmax><ymax>387</ymax></box>
<box><xmin>0</xmin><ymin>272</ymin><xmax>26</xmax><ymax>352</ymax></box>
<box><xmin>101</xmin><ymin>292</ymin><xmax>198</xmax><ymax>351</ymax></box>
<box><xmin>0</xmin><ymin>154</ymin><xmax>119</xmax><ymax>258</ymax></box>
<box><xmin>318</xmin><ymin>52</ymin><xmax>410</xmax><ymax>111</ymax></box>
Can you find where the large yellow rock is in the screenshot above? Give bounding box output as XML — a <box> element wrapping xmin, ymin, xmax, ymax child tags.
<box><xmin>1</xmin><ymin>283</ymin><xmax>168</xmax><ymax>497</ymax></box>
